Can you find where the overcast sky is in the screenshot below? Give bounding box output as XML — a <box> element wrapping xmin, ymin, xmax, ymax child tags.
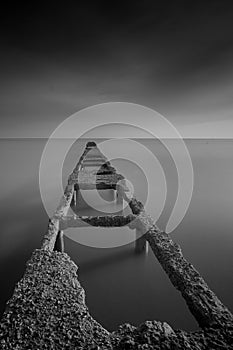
<box><xmin>1</xmin><ymin>1</ymin><xmax>233</xmax><ymax>138</ymax></box>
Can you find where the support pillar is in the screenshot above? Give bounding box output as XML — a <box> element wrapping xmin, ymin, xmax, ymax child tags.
<box><xmin>109</xmin><ymin>189</ymin><xmax>115</xmax><ymax>201</ymax></box>
<box><xmin>73</xmin><ymin>190</ymin><xmax>77</xmax><ymax>207</ymax></box>
<box><xmin>116</xmin><ymin>188</ymin><xmax>123</xmax><ymax>206</ymax></box>
<box><xmin>135</xmin><ymin>228</ymin><xmax>147</xmax><ymax>253</ymax></box>
<box><xmin>54</xmin><ymin>230</ymin><xmax>65</xmax><ymax>253</ymax></box>
<box><xmin>71</xmin><ymin>190</ymin><xmax>77</xmax><ymax>208</ymax></box>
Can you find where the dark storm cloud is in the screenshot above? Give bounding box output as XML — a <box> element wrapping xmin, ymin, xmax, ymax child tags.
<box><xmin>1</xmin><ymin>1</ymin><xmax>233</xmax><ymax>137</ymax></box>
<box><xmin>2</xmin><ymin>1</ymin><xmax>233</xmax><ymax>60</ymax></box>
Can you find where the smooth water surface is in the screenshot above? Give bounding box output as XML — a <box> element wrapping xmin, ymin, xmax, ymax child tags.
<box><xmin>0</xmin><ymin>138</ymin><xmax>232</xmax><ymax>331</ymax></box>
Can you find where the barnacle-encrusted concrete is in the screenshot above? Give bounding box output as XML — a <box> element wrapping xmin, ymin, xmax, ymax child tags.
<box><xmin>1</xmin><ymin>142</ymin><xmax>233</xmax><ymax>349</ymax></box>
<box><xmin>127</xmin><ymin>197</ymin><xmax>233</xmax><ymax>330</ymax></box>
<box><xmin>0</xmin><ymin>249</ymin><xmax>112</xmax><ymax>349</ymax></box>
<box><xmin>60</xmin><ymin>214</ymin><xmax>135</xmax><ymax>229</ymax></box>
<box><xmin>70</xmin><ymin>142</ymin><xmax>127</xmax><ymax>190</ymax></box>
<box><xmin>0</xmin><ymin>230</ymin><xmax>233</xmax><ymax>349</ymax></box>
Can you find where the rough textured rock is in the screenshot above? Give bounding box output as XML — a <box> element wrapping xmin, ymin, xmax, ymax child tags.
<box><xmin>1</xmin><ymin>142</ymin><xmax>233</xmax><ymax>349</ymax></box>
<box><xmin>0</xmin><ymin>249</ymin><xmax>112</xmax><ymax>349</ymax></box>
<box><xmin>41</xmin><ymin>181</ymin><xmax>74</xmax><ymax>252</ymax></box>
<box><xmin>60</xmin><ymin>214</ymin><xmax>135</xmax><ymax>229</ymax></box>
<box><xmin>0</xmin><ymin>246</ymin><xmax>232</xmax><ymax>349</ymax></box>
<box><xmin>73</xmin><ymin>172</ymin><xmax>125</xmax><ymax>190</ymax></box>
<box><xmin>127</xmin><ymin>198</ymin><xmax>233</xmax><ymax>331</ymax></box>
<box><xmin>70</xmin><ymin>142</ymin><xmax>127</xmax><ymax>190</ymax></box>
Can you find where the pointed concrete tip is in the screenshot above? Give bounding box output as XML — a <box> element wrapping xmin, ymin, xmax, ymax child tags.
<box><xmin>86</xmin><ymin>141</ymin><xmax>97</xmax><ymax>148</ymax></box>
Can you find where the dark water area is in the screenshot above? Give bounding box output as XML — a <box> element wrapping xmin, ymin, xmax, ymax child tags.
<box><xmin>0</xmin><ymin>138</ymin><xmax>233</xmax><ymax>332</ymax></box>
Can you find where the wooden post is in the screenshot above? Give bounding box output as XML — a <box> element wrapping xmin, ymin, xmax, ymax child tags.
<box><xmin>135</xmin><ymin>228</ymin><xmax>147</xmax><ymax>253</ymax></box>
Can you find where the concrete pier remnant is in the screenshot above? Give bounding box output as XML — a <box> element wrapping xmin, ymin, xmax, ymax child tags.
<box><xmin>68</xmin><ymin>141</ymin><xmax>138</xmax><ymax>250</ymax></box>
<box><xmin>0</xmin><ymin>141</ymin><xmax>233</xmax><ymax>349</ymax></box>
<box><xmin>54</xmin><ymin>230</ymin><xmax>64</xmax><ymax>253</ymax></box>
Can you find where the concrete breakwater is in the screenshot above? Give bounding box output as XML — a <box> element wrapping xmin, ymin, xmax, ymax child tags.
<box><xmin>0</xmin><ymin>142</ymin><xmax>233</xmax><ymax>349</ymax></box>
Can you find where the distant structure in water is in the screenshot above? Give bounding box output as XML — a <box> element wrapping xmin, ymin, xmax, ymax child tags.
<box><xmin>56</xmin><ymin>141</ymin><xmax>148</xmax><ymax>253</ymax></box>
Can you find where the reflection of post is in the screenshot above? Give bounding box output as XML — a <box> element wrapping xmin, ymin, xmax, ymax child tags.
<box><xmin>116</xmin><ymin>188</ymin><xmax>123</xmax><ymax>218</ymax></box>
<box><xmin>110</xmin><ymin>189</ymin><xmax>115</xmax><ymax>201</ymax></box>
<box><xmin>135</xmin><ymin>227</ymin><xmax>147</xmax><ymax>253</ymax></box>
<box><xmin>116</xmin><ymin>188</ymin><xmax>123</xmax><ymax>206</ymax></box>
<box><xmin>54</xmin><ymin>230</ymin><xmax>64</xmax><ymax>253</ymax></box>
<box><xmin>74</xmin><ymin>190</ymin><xmax>77</xmax><ymax>207</ymax></box>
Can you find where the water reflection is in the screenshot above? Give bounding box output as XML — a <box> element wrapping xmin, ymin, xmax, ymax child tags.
<box><xmin>0</xmin><ymin>139</ymin><xmax>233</xmax><ymax>332</ymax></box>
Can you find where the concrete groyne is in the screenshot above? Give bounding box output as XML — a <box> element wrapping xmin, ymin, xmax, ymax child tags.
<box><xmin>0</xmin><ymin>142</ymin><xmax>233</xmax><ymax>349</ymax></box>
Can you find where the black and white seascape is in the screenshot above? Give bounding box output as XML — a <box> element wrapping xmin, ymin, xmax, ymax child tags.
<box><xmin>0</xmin><ymin>2</ymin><xmax>233</xmax><ymax>349</ymax></box>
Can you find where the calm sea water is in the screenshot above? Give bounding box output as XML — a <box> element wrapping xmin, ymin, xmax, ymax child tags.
<box><xmin>0</xmin><ymin>138</ymin><xmax>233</xmax><ymax>332</ymax></box>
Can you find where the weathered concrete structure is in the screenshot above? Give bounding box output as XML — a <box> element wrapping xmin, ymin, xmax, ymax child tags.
<box><xmin>0</xmin><ymin>141</ymin><xmax>233</xmax><ymax>349</ymax></box>
<box><xmin>68</xmin><ymin>141</ymin><xmax>147</xmax><ymax>253</ymax></box>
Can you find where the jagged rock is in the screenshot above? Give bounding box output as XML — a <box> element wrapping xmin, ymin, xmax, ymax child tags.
<box><xmin>60</xmin><ymin>214</ymin><xmax>135</xmax><ymax>229</ymax></box>
<box><xmin>0</xmin><ymin>250</ymin><xmax>112</xmax><ymax>349</ymax></box>
<box><xmin>1</xmin><ymin>142</ymin><xmax>232</xmax><ymax>349</ymax></box>
<box><xmin>0</xmin><ymin>242</ymin><xmax>232</xmax><ymax>349</ymax></box>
